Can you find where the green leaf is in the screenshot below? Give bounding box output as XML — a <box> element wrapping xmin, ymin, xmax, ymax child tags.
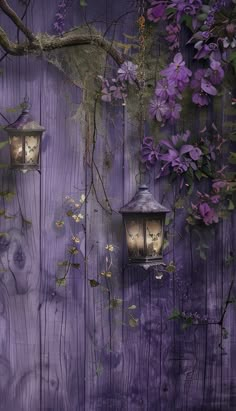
<box><xmin>57</xmin><ymin>260</ymin><xmax>69</xmax><ymax>267</ymax></box>
<box><xmin>66</xmin><ymin>210</ymin><xmax>73</xmax><ymax>217</ymax></box>
<box><xmin>175</xmin><ymin>198</ymin><xmax>185</xmax><ymax>209</ymax></box>
<box><xmin>186</xmin><ymin>216</ymin><xmax>196</xmax><ymax>225</ymax></box>
<box><xmin>182</xmin><ymin>319</ymin><xmax>193</xmax><ymax>330</ymax></box>
<box><xmin>128</xmin><ymin>305</ymin><xmax>137</xmax><ymax>310</ymax></box>
<box><xmin>163</xmin><ymin>239</ymin><xmax>169</xmax><ymax>250</ymax></box>
<box><xmin>0</xmin><ymin>140</ymin><xmax>8</xmax><ymax>150</ymax></box>
<box><xmin>109</xmin><ymin>298</ymin><xmax>123</xmax><ymax>309</ymax></box>
<box><xmin>56</xmin><ymin>277</ymin><xmax>66</xmax><ymax>286</ymax></box>
<box><xmin>80</xmin><ymin>0</ymin><xmax>87</xmax><ymax>5</ymax></box>
<box><xmin>166</xmin><ymin>262</ymin><xmax>176</xmax><ymax>273</ymax></box>
<box><xmin>68</xmin><ymin>246</ymin><xmax>79</xmax><ymax>255</ymax></box>
<box><xmin>0</xmin><ymin>191</ymin><xmax>15</xmax><ymax>201</ymax></box>
<box><xmin>229</xmin><ymin>152</ymin><xmax>236</xmax><ymax>164</ymax></box>
<box><xmin>129</xmin><ymin>317</ymin><xmax>139</xmax><ymax>328</ymax></box>
<box><xmin>228</xmin><ymin>199</ymin><xmax>235</xmax><ymax>210</ymax></box>
<box><xmin>71</xmin><ymin>263</ymin><xmax>80</xmax><ymax>270</ymax></box>
<box><xmin>0</xmin><ymin>232</ymin><xmax>7</xmax><ymax>237</ymax></box>
<box><xmin>22</xmin><ymin>217</ymin><xmax>32</xmax><ymax>225</ymax></box>
<box><xmin>168</xmin><ymin>309</ymin><xmax>181</xmax><ymax>320</ymax></box>
<box><xmin>89</xmin><ymin>279</ymin><xmax>100</xmax><ymax>287</ymax></box>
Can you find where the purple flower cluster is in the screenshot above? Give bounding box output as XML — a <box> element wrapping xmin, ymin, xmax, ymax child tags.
<box><xmin>141</xmin><ymin>130</ymin><xmax>203</xmax><ymax>180</ymax></box>
<box><xmin>147</xmin><ymin>1</ymin><xmax>167</xmax><ymax>22</ymax></box>
<box><xmin>204</xmin><ymin>0</ymin><xmax>227</xmax><ymax>28</ymax></box>
<box><xmin>191</xmin><ymin>191</ymin><xmax>220</xmax><ymax>225</ymax></box>
<box><xmin>149</xmin><ymin>53</ymin><xmax>192</xmax><ymax>124</ymax></box>
<box><xmin>99</xmin><ymin>76</ymin><xmax>127</xmax><ymax>102</ymax></box>
<box><xmin>181</xmin><ymin>311</ymin><xmax>209</xmax><ymax>324</ymax></box>
<box><xmin>166</xmin><ymin>23</ymin><xmax>181</xmax><ymax>50</ymax></box>
<box><xmin>99</xmin><ymin>61</ymin><xmax>137</xmax><ymax>103</ymax></box>
<box><xmin>141</xmin><ymin>136</ymin><xmax>159</xmax><ymax>169</ymax></box>
<box><xmin>191</xmin><ymin>59</ymin><xmax>224</xmax><ymax>106</ymax></box>
<box><xmin>169</xmin><ymin>0</ymin><xmax>202</xmax><ymax>22</ymax></box>
<box><xmin>53</xmin><ymin>0</ymin><xmax>71</xmax><ymax>34</ymax></box>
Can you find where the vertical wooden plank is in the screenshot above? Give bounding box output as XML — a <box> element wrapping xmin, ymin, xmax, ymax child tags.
<box><xmin>0</xmin><ymin>2</ymin><xmax>42</xmax><ymax>408</ymax></box>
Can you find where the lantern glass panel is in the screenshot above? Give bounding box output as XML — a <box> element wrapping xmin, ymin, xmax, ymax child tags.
<box><xmin>125</xmin><ymin>216</ymin><xmax>144</xmax><ymax>258</ymax></box>
<box><xmin>25</xmin><ymin>135</ymin><xmax>40</xmax><ymax>165</ymax></box>
<box><xmin>146</xmin><ymin>217</ymin><xmax>163</xmax><ymax>258</ymax></box>
<box><xmin>9</xmin><ymin>136</ymin><xmax>23</xmax><ymax>165</ymax></box>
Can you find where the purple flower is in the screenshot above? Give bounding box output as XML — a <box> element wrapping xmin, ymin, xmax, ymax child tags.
<box><xmin>191</xmin><ymin>69</ymin><xmax>217</xmax><ymax>106</ymax></box>
<box><xmin>159</xmin><ymin>134</ymin><xmax>197</xmax><ymax>174</ymax></box>
<box><xmin>147</xmin><ymin>2</ymin><xmax>166</xmax><ymax>22</ymax></box>
<box><xmin>149</xmin><ymin>97</ymin><xmax>170</xmax><ymax>123</ymax></box>
<box><xmin>192</xmin><ymin>92</ymin><xmax>209</xmax><ymax>106</ymax></box>
<box><xmin>155</xmin><ymin>79</ymin><xmax>176</xmax><ymax>100</ymax></box>
<box><xmin>189</xmin><ymin>147</ymin><xmax>202</xmax><ymax>160</ymax></box>
<box><xmin>212</xmin><ymin>180</ymin><xmax>227</xmax><ymax>192</ymax></box>
<box><xmin>201</xmin><ymin>78</ymin><xmax>217</xmax><ymax>96</ymax></box>
<box><xmin>161</xmin><ymin>53</ymin><xmax>192</xmax><ymax>84</ymax></box>
<box><xmin>165</xmin><ymin>99</ymin><xmax>182</xmax><ymax>121</ymax></box>
<box><xmin>141</xmin><ymin>136</ymin><xmax>159</xmax><ymax>168</ymax></box>
<box><xmin>194</xmin><ymin>42</ymin><xmax>212</xmax><ymax>59</ymax></box>
<box><xmin>210</xmin><ymin>195</ymin><xmax>220</xmax><ymax>204</ymax></box>
<box><xmin>209</xmin><ymin>59</ymin><xmax>224</xmax><ymax>85</ymax></box>
<box><xmin>117</xmin><ymin>61</ymin><xmax>137</xmax><ymax>84</ymax></box>
<box><xmin>98</xmin><ymin>76</ymin><xmax>112</xmax><ymax>102</ymax></box>
<box><xmin>199</xmin><ymin>203</ymin><xmax>219</xmax><ymax>225</ymax></box>
<box><xmin>166</xmin><ymin>24</ymin><xmax>180</xmax><ymax>50</ymax></box>
<box><xmin>169</xmin><ymin>0</ymin><xmax>202</xmax><ymax>22</ymax></box>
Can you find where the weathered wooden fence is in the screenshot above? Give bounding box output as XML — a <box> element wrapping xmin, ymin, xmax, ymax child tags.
<box><xmin>0</xmin><ymin>1</ymin><xmax>235</xmax><ymax>410</ymax></box>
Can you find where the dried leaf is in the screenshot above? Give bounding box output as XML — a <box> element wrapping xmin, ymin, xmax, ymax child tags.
<box><xmin>71</xmin><ymin>263</ymin><xmax>80</xmax><ymax>270</ymax></box>
<box><xmin>128</xmin><ymin>305</ymin><xmax>137</xmax><ymax>310</ymax></box>
<box><xmin>89</xmin><ymin>279</ymin><xmax>100</xmax><ymax>287</ymax></box>
<box><xmin>56</xmin><ymin>277</ymin><xmax>66</xmax><ymax>286</ymax></box>
<box><xmin>129</xmin><ymin>317</ymin><xmax>139</xmax><ymax>328</ymax></box>
<box><xmin>110</xmin><ymin>298</ymin><xmax>122</xmax><ymax>309</ymax></box>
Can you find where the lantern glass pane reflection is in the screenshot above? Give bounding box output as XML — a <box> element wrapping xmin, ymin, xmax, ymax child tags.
<box><xmin>125</xmin><ymin>216</ymin><xmax>144</xmax><ymax>258</ymax></box>
<box><xmin>146</xmin><ymin>218</ymin><xmax>163</xmax><ymax>258</ymax></box>
<box><xmin>9</xmin><ymin>136</ymin><xmax>23</xmax><ymax>165</ymax></box>
<box><xmin>25</xmin><ymin>135</ymin><xmax>40</xmax><ymax>165</ymax></box>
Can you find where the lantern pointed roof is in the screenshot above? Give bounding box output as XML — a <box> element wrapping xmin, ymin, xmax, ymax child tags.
<box><xmin>5</xmin><ymin>100</ymin><xmax>45</xmax><ymax>132</ymax></box>
<box><xmin>120</xmin><ymin>185</ymin><xmax>169</xmax><ymax>214</ymax></box>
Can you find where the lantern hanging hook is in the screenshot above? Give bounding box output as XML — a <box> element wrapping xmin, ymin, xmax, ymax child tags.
<box><xmin>22</xmin><ymin>95</ymin><xmax>31</xmax><ymax>113</ymax></box>
<box><xmin>135</xmin><ymin>170</ymin><xmax>151</xmax><ymax>187</ymax></box>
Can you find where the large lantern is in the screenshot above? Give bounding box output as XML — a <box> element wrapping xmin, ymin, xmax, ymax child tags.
<box><xmin>5</xmin><ymin>99</ymin><xmax>45</xmax><ymax>172</ymax></box>
<box><xmin>120</xmin><ymin>185</ymin><xmax>169</xmax><ymax>268</ymax></box>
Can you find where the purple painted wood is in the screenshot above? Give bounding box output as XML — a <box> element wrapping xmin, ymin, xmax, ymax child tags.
<box><xmin>0</xmin><ymin>1</ymin><xmax>235</xmax><ymax>410</ymax></box>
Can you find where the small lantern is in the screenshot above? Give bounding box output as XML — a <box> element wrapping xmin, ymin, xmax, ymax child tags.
<box><xmin>120</xmin><ymin>185</ymin><xmax>169</xmax><ymax>268</ymax></box>
<box><xmin>5</xmin><ymin>99</ymin><xmax>45</xmax><ymax>172</ymax></box>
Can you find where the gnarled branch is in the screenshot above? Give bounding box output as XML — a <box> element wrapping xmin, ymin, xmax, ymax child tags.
<box><xmin>0</xmin><ymin>0</ymin><xmax>125</xmax><ymax>65</ymax></box>
<box><xmin>0</xmin><ymin>0</ymin><xmax>34</xmax><ymax>42</ymax></box>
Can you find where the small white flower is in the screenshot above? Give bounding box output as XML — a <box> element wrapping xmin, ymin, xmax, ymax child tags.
<box><xmin>72</xmin><ymin>213</ymin><xmax>84</xmax><ymax>223</ymax></box>
<box><xmin>105</xmin><ymin>244</ymin><xmax>114</xmax><ymax>252</ymax></box>
<box><xmin>80</xmin><ymin>194</ymin><xmax>86</xmax><ymax>203</ymax></box>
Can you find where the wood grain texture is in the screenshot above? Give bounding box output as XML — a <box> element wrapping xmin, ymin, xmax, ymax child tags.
<box><xmin>0</xmin><ymin>1</ymin><xmax>235</xmax><ymax>410</ymax></box>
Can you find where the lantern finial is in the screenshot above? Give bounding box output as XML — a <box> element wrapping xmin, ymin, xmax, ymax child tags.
<box><xmin>22</xmin><ymin>96</ymin><xmax>31</xmax><ymax>114</ymax></box>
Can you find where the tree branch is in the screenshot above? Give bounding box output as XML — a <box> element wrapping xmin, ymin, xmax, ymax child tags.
<box><xmin>0</xmin><ymin>0</ymin><xmax>34</xmax><ymax>42</ymax></box>
<box><xmin>0</xmin><ymin>27</ymin><xmax>125</xmax><ymax>65</ymax></box>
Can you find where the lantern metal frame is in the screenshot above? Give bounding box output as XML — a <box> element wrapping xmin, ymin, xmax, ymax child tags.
<box><xmin>120</xmin><ymin>185</ymin><xmax>169</xmax><ymax>269</ymax></box>
<box><xmin>5</xmin><ymin>99</ymin><xmax>45</xmax><ymax>172</ymax></box>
